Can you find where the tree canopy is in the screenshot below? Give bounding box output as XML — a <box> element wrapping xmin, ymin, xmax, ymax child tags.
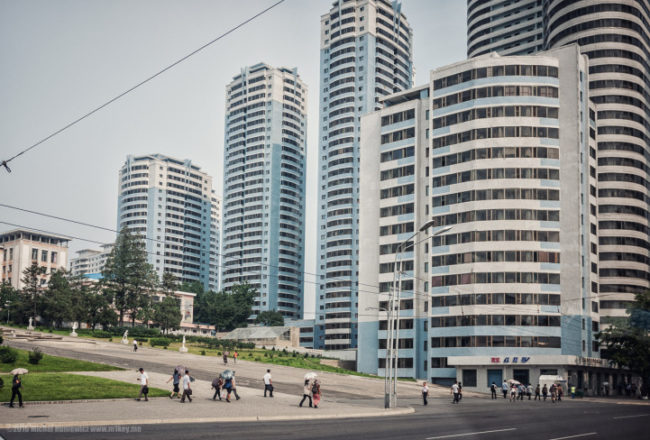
<box><xmin>193</xmin><ymin>283</ymin><xmax>256</xmax><ymax>332</ymax></box>
<box><xmin>255</xmin><ymin>310</ymin><xmax>285</xmax><ymax>327</ymax></box>
<box><xmin>598</xmin><ymin>289</ymin><xmax>650</xmax><ymax>397</ymax></box>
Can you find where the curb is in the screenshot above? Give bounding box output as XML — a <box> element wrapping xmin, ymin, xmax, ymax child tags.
<box><xmin>0</xmin><ymin>407</ymin><xmax>415</xmax><ymax>429</ymax></box>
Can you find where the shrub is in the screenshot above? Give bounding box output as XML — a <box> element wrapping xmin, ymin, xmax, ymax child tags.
<box><xmin>0</xmin><ymin>346</ymin><xmax>18</xmax><ymax>363</ymax></box>
<box><xmin>108</xmin><ymin>338</ymin><xmax>113</xmax><ymax>342</ymax></box>
<box><xmin>90</xmin><ymin>330</ymin><xmax>112</xmax><ymax>338</ymax></box>
<box><xmin>0</xmin><ymin>334</ymin><xmax>3</xmax><ymax>345</ymax></box>
<box><xmin>304</xmin><ymin>353</ymin><xmax>309</xmax><ymax>358</ymax></box>
<box><xmin>0</xmin><ymin>377</ymin><xmax>3</xmax><ymax>389</ymax></box>
<box><xmin>149</xmin><ymin>338</ymin><xmax>171</xmax><ymax>348</ymax></box>
<box><xmin>200</xmin><ymin>350</ymin><xmax>206</xmax><ymax>356</ymax></box>
<box><xmin>28</xmin><ymin>347</ymin><xmax>43</xmax><ymax>365</ymax></box>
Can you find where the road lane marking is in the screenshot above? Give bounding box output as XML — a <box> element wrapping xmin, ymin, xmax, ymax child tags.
<box><xmin>548</xmin><ymin>433</ymin><xmax>597</xmax><ymax>440</ymax></box>
<box><xmin>612</xmin><ymin>414</ymin><xmax>650</xmax><ymax>419</ymax></box>
<box><xmin>426</xmin><ymin>428</ymin><xmax>517</xmax><ymax>439</ymax></box>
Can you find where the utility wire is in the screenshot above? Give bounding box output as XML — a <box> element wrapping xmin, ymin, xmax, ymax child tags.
<box><xmin>0</xmin><ymin>0</ymin><xmax>285</xmax><ymax>173</ymax></box>
<box><xmin>0</xmin><ymin>214</ymin><xmax>628</xmax><ymax>313</ymax></box>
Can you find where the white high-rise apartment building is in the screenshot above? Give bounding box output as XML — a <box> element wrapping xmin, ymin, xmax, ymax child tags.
<box><xmin>467</xmin><ymin>0</ymin><xmax>650</xmax><ymax>327</ymax></box>
<box><xmin>358</xmin><ymin>45</ymin><xmax>609</xmax><ymax>391</ymax></box>
<box><xmin>315</xmin><ymin>0</ymin><xmax>414</xmax><ymax>350</ymax></box>
<box><xmin>69</xmin><ymin>243</ymin><xmax>114</xmax><ymax>278</ymax></box>
<box><xmin>117</xmin><ymin>154</ymin><xmax>220</xmax><ymax>291</ymax></box>
<box><xmin>221</xmin><ymin>63</ymin><xmax>307</xmax><ymax>320</ymax></box>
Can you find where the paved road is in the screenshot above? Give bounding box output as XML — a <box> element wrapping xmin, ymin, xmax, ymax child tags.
<box><xmin>3</xmin><ymin>398</ymin><xmax>648</xmax><ymax>439</ymax></box>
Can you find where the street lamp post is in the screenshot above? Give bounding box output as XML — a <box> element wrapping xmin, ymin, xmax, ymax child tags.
<box><xmin>384</xmin><ymin>221</ymin><xmax>452</xmax><ymax>408</ymax></box>
<box><xmin>5</xmin><ymin>301</ymin><xmax>10</xmax><ymax>324</ymax></box>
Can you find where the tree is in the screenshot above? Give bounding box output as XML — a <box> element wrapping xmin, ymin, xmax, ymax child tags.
<box><xmin>101</xmin><ymin>228</ymin><xmax>158</xmax><ymax>326</ymax></box>
<box><xmin>161</xmin><ymin>272</ymin><xmax>179</xmax><ymax>295</ymax></box>
<box><xmin>255</xmin><ymin>310</ymin><xmax>285</xmax><ymax>327</ymax></box>
<box><xmin>598</xmin><ymin>289</ymin><xmax>650</xmax><ymax>397</ymax></box>
<box><xmin>40</xmin><ymin>270</ymin><xmax>74</xmax><ymax>328</ymax></box>
<box><xmin>0</xmin><ymin>282</ymin><xmax>19</xmax><ymax>324</ymax></box>
<box><xmin>193</xmin><ymin>283</ymin><xmax>255</xmax><ymax>332</ymax></box>
<box><xmin>77</xmin><ymin>281</ymin><xmax>117</xmax><ymax>330</ymax></box>
<box><xmin>153</xmin><ymin>295</ymin><xmax>182</xmax><ymax>334</ymax></box>
<box><xmin>20</xmin><ymin>263</ymin><xmax>46</xmax><ymax>323</ymax></box>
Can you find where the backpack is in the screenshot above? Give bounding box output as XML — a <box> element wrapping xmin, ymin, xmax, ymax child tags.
<box><xmin>212</xmin><ymin>378</ymin><xmax>220</xmax><ymax>388</ymax></box>
<box><xmin>311</xmin><ymin>383</ymin><xmax>319</xmax><ymax>394</ymax></box>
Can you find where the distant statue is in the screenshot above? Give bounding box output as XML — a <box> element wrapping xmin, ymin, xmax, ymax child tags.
<box><xmin>121</xmin><ymin>330</ymin><xmax>129</xmax><ymax>345</ymax></box>
<box><xmin>27</xmin><ymin>317</ymin><xmax>34</xmax><ymax>330</ymax></box>
<box><xmin>70</xmin><ymin>322</ymin><xmax>78</xmax><ymax>337</ymax></box>
<box><xmin>179</xmin><ymin>335</ymin><xmax>188</xmax><ymax>353</ymax></box>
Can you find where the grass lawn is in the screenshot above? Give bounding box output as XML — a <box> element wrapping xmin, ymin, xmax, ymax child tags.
<box><xmin>0</xmin><ymin>373</ymin><xmax>168</xmax><ymax>401</ymax></box>
<box><xmin>0</xmin><ymin>348</ymin><xmax>122</xmax><ymax>373</ymax></box>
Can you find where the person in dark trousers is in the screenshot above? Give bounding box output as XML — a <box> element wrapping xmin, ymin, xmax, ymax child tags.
<box><xmin>133</xmin><ymin>340</ymin><xmax>138</xmax><ymax>352</ymax></box>
<box><xmin>458</xmin><ymin>382</ymin><xmax>463</xmax><ymax>401</ymax></box>
<box><xmin>502</xmin><ymin>380</ymin><xmax>509</xmax><ymax>399</ymax></box>
<box><xmin>231</xmin><ymin>373</ymin><xmax>241</xmax><ymax>400</ymax></box>
<box><xmin>180</xmin><ymin>370</ymin><xmax>192</xmax><ymax>403</ymax></box>
<box><xmin>136</xmin><ymin>368</ymin><xmax>149</xmax><ymax>401</ymax></box>
<box><xmin>223</xmin><ymin>375</ymin><xmax>234</xmax><ymax>402</ymax></box>
<box><xmin>451</xmin><ymin>382</ymin><xmax>460</xmax><ymax>404</ymax></box>
<box><xmin>9</xmin><ymin>374</ymin><xmax>23</xmax><ymax>408</ymax></box>
<box><xmin>534</xmin><ymin>384</ymin><xmax>541</xmax><ymax>400</ymax></box>
<box><xmin>490</xmin><ymin>382</ymin><xmax>497</xmax><ymax>399</ymax></box>
<box><xmin>263</xmin><ymin>369</ymin><xmax>273</xmax><ymax>397</ymax></box>
<box><xmin>299</xmin><ymin>379</ymin><xmax>313</xmax><ymax>407</ymax></box>
<box><xmin>211</xmin><ymin>375</ymin><xmax>223</xmax><ymax>400</ymax></box>
<box><xmin>167</xmin><ymin>368</ymin><xmax>181</xmax><ymax>399</ymax></box>
<box><xmin>542</xmin><ymin>384</ymin><xmax>548</xmax><ymax>401</ymax></box>
<box><xmin>422</xmin><ymin>382</ymin><xmax>429</xmax><ymax>406</ymax></box>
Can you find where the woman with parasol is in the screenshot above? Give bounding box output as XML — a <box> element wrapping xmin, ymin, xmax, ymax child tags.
<box><xmin>299</xmin><ymin>372</ymin><xmax>317</xmax><ymax>407</ymax></box>
<box><xmin>9</xmin><ymin>368</ymin><xmax>27</xmax><ymax>408</ymax></box>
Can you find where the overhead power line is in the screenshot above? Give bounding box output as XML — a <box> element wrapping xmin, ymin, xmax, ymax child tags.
<box><xmin>0</xmin><ymin>0</ymin><xmax>285</xmax><ymax>173</ymax></box>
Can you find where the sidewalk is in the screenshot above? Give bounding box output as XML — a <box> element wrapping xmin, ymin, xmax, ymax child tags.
<box><xmin>0</xmin><ymin>369</ymin><xmax>413</xmax><ymax>429</ymax></box>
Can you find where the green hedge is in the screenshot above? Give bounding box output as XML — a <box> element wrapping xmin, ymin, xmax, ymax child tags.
<box><xmin>149</xmin><ymin>338</ymin><xmax>171</xmax><ymax>348</ymax></box>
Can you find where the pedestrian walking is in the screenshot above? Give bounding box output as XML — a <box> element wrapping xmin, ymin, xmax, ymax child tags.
<box><xmin>233</xmin><ymin>351</ymin><xmax>238</xmax><ymax>363</ymax></box>
<box><xmin>136</xmin><ymin>368</ymin><xmax>149</xmax><ymax>401</ymax></box>
<box><xmin>451</xmin><ymin>382</ymin><xmax>460</xmax><ymax>404</ymax></box>
<box><xmin>519</xmin><ymin>384</ymin><xmax>526</xmax><ymax>400</ymax></box>
<box><xmin>167</xmin><ymin>368</ymin><xmax>181</xmax><ymax>399</ymax></box>
<box><xmin>570</xmin><ymin>385</ymin><xmax>576</xmax><ymax>399</ymax></box>
<box><xmin>422</xmin><ymin>382</ymin><xmax>429</xmax><ymax>406</ymax></box>
<box><xmin>527</xmin><ymin>383</ymin><xmax>533</xmax><ymax>400</ymax></box>
<box><xmin>490</xmin><ymin>382</ymin><xmax>497</xmax><ymax>399</ymax></box>
<box><xmin>534</xmin><ymin>384</ymin><xmax>541</xmax><ymax>400</ymax></box>
<box><xmin>542</xmin><ymin>384</ymin><xmax>548</xmax><ymax>401</ymax></box>
<box><xmin>231</xmin><ymin>373</ymin><xmax>241</xmax><ymax>400</ymax></box>
<box><xmin>458</xmin><ymin>382</ymin><xmax>463</xmax><ymax>401</ymax></box>
<box><xmin>9</xmin><ymin>374</ymin><xmax>23</xmax><ymax>408</ymax></box>
<box><xmin>300</xmin><ymin>379</ymin><xmax>313</xmax><ymax>407</ymax></box>
<box><xmin>133</xmin><ymin>339</ymin><xmax>138</xmax><ymax>352</ymax></box>
<box><xmin>223</xmin><ymin>351</ymin><xmax>228</xmax><ymax>364</ymax></box>
<box><xmin>180</xmin><ymin>369</ymin><xmax>192</xmax><ymax>403</ymax></box>
<box><xmin>502</xmin><ymin>380</ymin><xmax>509</xmax><ymax>399</ymax></box>
<box><xmin>211</xmin><ymin>375</ymin><xmax>223</xmax><ymax>401</ymax></box>
<box><xmin>550</xmin><ymin>383</ymin><xmax>557</xmax><ymax>403</ymax></box>
<box><xmin>557</xmin><ymin>385</ymin><xmax>563</xmax><ymax>402</ymax></box>
<box><xmin>223</xmin><ymin>374</ymin><xmax>234</xmax><ymax>402</ymax></box>
<box><xmin>263</xmin><ymin>369</ymin><xmax>273</xmax><ymax>397</ymax></box>
<box><xmin>509</xmin><ymin>384</ymin><xmax>517</xmax><ymax>402</ymax></box>
<box><xmin>312</xmin><ymin>379</ymin><xmax>321</xmax><ymax>408</ymax></box>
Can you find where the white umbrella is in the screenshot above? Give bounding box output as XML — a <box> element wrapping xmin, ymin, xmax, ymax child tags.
<box><xmin>10</xmin><ymin>368</ymin><xmax>28</xmax><ymax>375</ymax></box>
<box><xmin>507</xmin><ymin>379</ymin><xmax>521</xmax><ymax>385</ymax></box>
<box><xmin>304</xmin><ymin>372</ymin><xmax>317</xmax><ymax>380</ymax></box>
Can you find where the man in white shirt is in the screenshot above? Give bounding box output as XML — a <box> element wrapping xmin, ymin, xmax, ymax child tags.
<box><xmin>181</xmin><ymin>369</ymin><xmax>192</xmax><ymax>403</ymax></box>
<box><xmin>137</xmin><ymin>368</ymin><xmax>149</xmax><ymax>401</ymax></box>
<box><xmin>451</xmin><ymin>381</ymin><xmax>460</xmax><ymax>404</ymax></box>
<box><xmin>263</xmin><ymin>369</ymin><xmax>273</xmax><ymax>397</ymax></box>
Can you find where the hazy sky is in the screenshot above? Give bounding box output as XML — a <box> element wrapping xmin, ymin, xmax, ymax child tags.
<box><xmin>0</xmin><ymin>0</ymin><xmax>467</xmax><ymax>317</ymax></box>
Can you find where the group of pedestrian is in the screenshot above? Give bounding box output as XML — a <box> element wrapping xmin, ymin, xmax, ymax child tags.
<box><xmin>490</xmin><ymin>380</ymin><xmax>564</xmax><ymax>403</ymax></box>
<box><xmin>299</xmin><ymin>378</ymin><xmax>321</xmax><ymax>408</ymax></box>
